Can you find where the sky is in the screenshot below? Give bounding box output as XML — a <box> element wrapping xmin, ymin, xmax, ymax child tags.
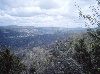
<box><xmin>0</xmin><ymin>0</ymin><xmax>99</xmax><ymax>28</ymax></box>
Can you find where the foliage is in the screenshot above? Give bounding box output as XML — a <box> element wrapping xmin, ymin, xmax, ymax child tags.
<box><xmin>74</xmin><ymin>0</ymin><xmax>100</xmax><ymax>73</ymax></box>
<box><xmin>0</xmin><ymin>48</ymin><xmax>25</xmax><ymax>74</ymax></box>
<box><xmin>74</xmin><ymin>38</ymin><xmax>93</xmax><ymax>74</ymax></box>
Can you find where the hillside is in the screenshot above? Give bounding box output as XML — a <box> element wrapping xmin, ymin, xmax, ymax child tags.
<box><xmin>0</xmin><ymin>26</ymin><xmax>99</xmax><ymax>74</ymax></box>
<box><xmin>0</xmin><ymin>26</ymin><xmax>86</xmax><ymax>50</ymax></box>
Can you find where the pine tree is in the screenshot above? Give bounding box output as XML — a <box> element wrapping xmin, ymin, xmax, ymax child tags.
<box><xmin>0</xmin><ymin>48</ymin><xmax>25</xmax><ymax>74</ymax></box>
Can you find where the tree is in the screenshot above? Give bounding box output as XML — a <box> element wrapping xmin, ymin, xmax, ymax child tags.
<box><xmin>49</xmin><ymin>41</ymin><xmax>82</xmax><ymax>74</ymax></box>
<box><xmin>28</xmin><ymin>64</ymin><xmax>36</xmax><ymax>74</ymax></box>
<box><xmin>74</xmin><ymin>38</ymin><xmax>93</xmax><ymax>74</ymax></box>
<box><xmin>0</xmin><ymin>48</ymin><xmax>25</xmax><ymax>74</ymax></box>
<box><xmin>74</xmin><ymin>0</ymin><xmax>100</xmax><ymax>73</ymax></box>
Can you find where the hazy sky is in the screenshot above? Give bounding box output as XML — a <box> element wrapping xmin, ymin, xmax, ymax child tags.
<box><xmin>0</xmin><ymin>0</ymin><xmax>98</xmax><ymax>28</ymax></box>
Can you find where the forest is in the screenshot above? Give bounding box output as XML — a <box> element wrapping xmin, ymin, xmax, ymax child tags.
<box><xmin>0</xmin><ymin>0</ymin><xmax>100</xmax><ymax>74</ymax></box>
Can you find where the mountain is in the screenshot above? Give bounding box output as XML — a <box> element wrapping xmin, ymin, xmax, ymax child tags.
<box><xmin>0</xmin><ymin>26</ymin><xmax>86</xmax><ymax>50</ymax></box>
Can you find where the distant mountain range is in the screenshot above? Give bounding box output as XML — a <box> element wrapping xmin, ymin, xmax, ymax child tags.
<box><xmin>0</xmin><ymin>26</ymin><xmax>87</xmax><ymax>50</ymax></box>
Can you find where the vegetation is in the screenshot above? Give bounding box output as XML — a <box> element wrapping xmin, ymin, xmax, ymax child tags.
<box><xmin>0</xmin><ymin>48</ymin><xmax>25</xmax><ymax>74</ymax></box>
<box><xmin>73</xmin><ymin>0</ymin><xmax>100</xmax><ymax>73</ymax></box>
<box><xmin>0</xmin><ymin>0</ymin><xmax>99</xmax><ymax>74</ymax></box>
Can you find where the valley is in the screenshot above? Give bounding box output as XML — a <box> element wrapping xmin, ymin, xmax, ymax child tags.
<box><xmin>0</xmin><ymin>26</ymin><xmax>86</xmax><ymax>50</ymax></box>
